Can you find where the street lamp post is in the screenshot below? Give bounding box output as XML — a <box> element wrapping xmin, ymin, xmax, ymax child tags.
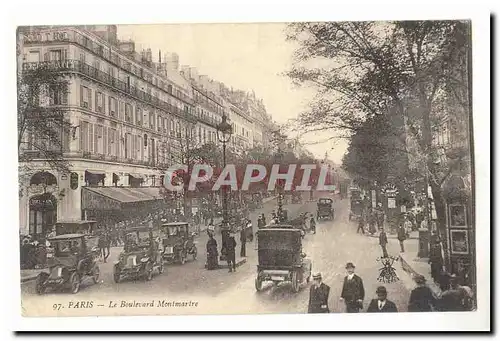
<box><xmin>217</xmin><ymin>114</ymin><xmax>233</xmax><ymax>261</ymax></box>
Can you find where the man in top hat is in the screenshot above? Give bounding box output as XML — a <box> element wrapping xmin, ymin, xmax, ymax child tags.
<box><xmin>308</xmin><ymin>273</ymin><xmax>330</xmax><ymax>313</ymax></box>
<box><xmin>340</xmin><ymin>262</ymin><xmax>365</xmax><ymax>313</ymax></box>
<box><xmin>367</xmin><ymin>286</ymin><xmax>398</xmax><ymax>312</ymax></box>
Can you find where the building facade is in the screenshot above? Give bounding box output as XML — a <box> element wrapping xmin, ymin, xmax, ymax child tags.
<box><xmin>18</xmin><ymin>25</ymin><xmax>281</xmax><ymax>238</ymax></box>
<box><xmin>18</xmin><ymin>26</ymin><xmax>197</xmax><ymax>236</ymax></box>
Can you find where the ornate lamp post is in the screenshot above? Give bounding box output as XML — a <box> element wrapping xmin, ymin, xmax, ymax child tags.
<box><xmin>275</xmin><ymin>148</ymin><xmax>285</xmax><ymax>222</ymax></box>
<box><xmin>216</xmin><ymin>114</ymin><xmax>233</xmax><ymax>261</ymax></box>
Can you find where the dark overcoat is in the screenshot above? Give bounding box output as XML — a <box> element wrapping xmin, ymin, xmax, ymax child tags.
<box><xmin>308</xmin><ymin>283</ymin><xmax>330</xmax><ymax>313</ymax></box>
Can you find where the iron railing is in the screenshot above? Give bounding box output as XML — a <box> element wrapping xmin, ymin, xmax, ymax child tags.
<box><xmin>22</xmin><ymin>60</ymin><xmax>197</xmax><ymax>124</ymax></box>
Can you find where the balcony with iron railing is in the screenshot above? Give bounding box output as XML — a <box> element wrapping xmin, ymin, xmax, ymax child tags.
<box><xmin>22</xmin><ymin>28</ymin><xmax>194</xmax><ymax>106</ymax></box>
<box><xmin>63</xmin><ymin>151</ymin><xmax>170</xmax><ymax>169</ymax></box>
<box><xmin>22</xmin><ymin>60</ymin><xmax>198</xmax><ymax>123</ymax></box>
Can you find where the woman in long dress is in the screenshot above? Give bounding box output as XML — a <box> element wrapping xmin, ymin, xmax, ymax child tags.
<box><xmin>206</xmin><ymin>233</ymin><xmax>219</xmax><ymax>270</ymax></box>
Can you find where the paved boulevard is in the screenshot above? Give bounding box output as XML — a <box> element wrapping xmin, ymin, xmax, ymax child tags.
<box><xmin>21</xmin><ymin>194</ymin><xmax>412</xmax><ymax>316</ymax></box>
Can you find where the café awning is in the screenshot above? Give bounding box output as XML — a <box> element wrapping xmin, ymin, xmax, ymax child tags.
<box><xmin>82</xmin><ymin>187</ymin><xmax>162</xmax><ymax>211</ymax></box>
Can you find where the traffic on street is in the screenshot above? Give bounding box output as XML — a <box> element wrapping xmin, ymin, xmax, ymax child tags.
<box><xmin>21</xmin><ymin>193</ymin><xmax>414</xmax><ymax>315</ymax></box>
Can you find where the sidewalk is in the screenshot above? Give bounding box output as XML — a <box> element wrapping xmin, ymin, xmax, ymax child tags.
<box><xmin>21</xmin><ymin>268</ymin><xmax>47</xmax><ymax>283</ymax></box>
<box><xmin>366</xmin><ymin>230</ymin><xmax>419</xmax><ymax>240</ymax></box>
<box><xmin>398</xmin><ymin>235</ymin><xmax>442</xmax><ymax>297</ymax></box>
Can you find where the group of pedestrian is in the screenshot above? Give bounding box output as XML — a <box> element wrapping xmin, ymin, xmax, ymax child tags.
<box><xmin>308</xmin><ymin>262</ymin><xmax>398</xmax><ymax>313</ymax></box>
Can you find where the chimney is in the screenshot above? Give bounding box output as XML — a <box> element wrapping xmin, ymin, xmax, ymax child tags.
<box><xmin>167</xmin><ymin>52</ymin><xmax>179</xmax><ymax>71</ymax></box>
<box><xmin>181</xmin><ymin>65</ymin><xmax>190</xmax><ymax>78</ymax></box>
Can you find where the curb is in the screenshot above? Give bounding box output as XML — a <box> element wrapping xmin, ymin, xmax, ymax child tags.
<box><xmin>399</xmin><ymin>253</ymin><xmax>442</xmax><ymax>297</ymax></box>
<box><xmin>21</xmin><ymin>274</ymin><xmax>39</xmax><ymax>283</ymax></box>
<box><xmin>366</xmin><ymin>234</ymin><xmax>418</xmax><ymax>240</ymax></box>
<box><xmin>207</xmin><ymin>257</ymin><xmax>247</xmax><ymax>270</ymax></box>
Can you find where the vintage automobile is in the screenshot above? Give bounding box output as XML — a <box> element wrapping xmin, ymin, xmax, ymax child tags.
<box><xmin>35</xmin><ymin>234</ymin><xmax>100</xmax><ymax>295</ymax></box>
<box><xmin>113</xmin><ymin>227</ymin><xmax>164</xmax><ymax>283</ymax></box>
<box><xmin>349</xmin><ymin>188</ymin><xmax>364</xmax><ymax>221</ymax></box>
<box><xmin>160</xmin><ymin>222</ymin><xmax>197</xmax><ymax>264</ymax></box>
<box><xmin>317</xmin><ymin>197</ymin><xmax>335</xmax><ymax>220</ymax></box>
<box><xmin>255</xmin><ymin>227</ymin><xmax>312</xmax><ymax>293</ymax></box>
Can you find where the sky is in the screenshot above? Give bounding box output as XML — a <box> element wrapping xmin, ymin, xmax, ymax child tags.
<box><xmin>117</xmin><ymin>23</ymin><xmax>348</xmax><ymax>163</ymax></box>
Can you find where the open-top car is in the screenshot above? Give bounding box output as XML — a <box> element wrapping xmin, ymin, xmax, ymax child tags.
<box><xmin>255</xmin><ymin>228</ymin><xmax>312</xmax><ymax>293</ymax></box>
<box><xmin>160</xmin><ymin>222</ymin><xmax>197</xmax><ymax>264</ymax></box>
<box><xmin>113</xmin><ymin>227</ymin><xmax>163</xmax><ymax>283</ymax></box>
<box><xmin>349</xmin><ymin>187</ymin><xmax>363</xmax><ymax>221</ymax></box>
<box><xmin>317</xmin><ymin>197</ymin><xmax>334</xmax><ymax>221</ymax></box>
<box><xmin>35</xmin><ymin>234</ymin><xmax>100</xmax><ymax>295</ymax></box>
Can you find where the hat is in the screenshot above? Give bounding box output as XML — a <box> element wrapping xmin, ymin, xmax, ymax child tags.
<box><xmin>413</xmin><ymin>274</ymin><xmax>426</xmax><ymax>284</ymax></box>
<box><xmin>376</xmin><ymin>286</ymin><xmax>387</xmax><ymax>294</ymax></box>
<box><xmin>345</xmin><ymin>262</ymin><xmax>355</xmax><ymax>269</ymax></box>
<box><xmin>312</xmin><ymin>273</ymin><xmax>322</xmax><ymax>280</ymax></box>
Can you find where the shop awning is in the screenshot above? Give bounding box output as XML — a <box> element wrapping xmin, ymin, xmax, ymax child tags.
<box><xmin>82</xmin><ymin>187</ymin><xmax>162</xmax><ymax>211</ymax></box>
<box><xmin>129</xmin><ymin>173</ymin><xmax>146</xmax><ymax>180</ymax></box>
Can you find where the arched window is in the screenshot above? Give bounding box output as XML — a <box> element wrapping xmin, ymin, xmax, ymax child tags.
<box><xmin>30</xmin><ymin>171</ymin><xmax>58</xmax><ymax>186</ymax></box>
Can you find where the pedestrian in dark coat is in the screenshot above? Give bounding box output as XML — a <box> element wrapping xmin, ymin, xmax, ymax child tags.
<box><xmin>356</xmin><ymin>214</ymin><xmax>365</xmax><ymax>234</ymax></box>
<box><xmin>340</xmin><ymin>262</ymin><xmax>365</xmax><ymax>313</ymax></box>
<box><xmin>429</xmin><ymin>232</ymin><xmax>443</xmax><ymax>282</ymax></box>
<box><xmin>397</xmin><ymin>223</ymin><xmax>406</xmax><ymax>252</ymax></box>
<box><xmin>408</xmin><ymin>275</ymin><xmax>436</xmax><ymax>312</ymax></box>
<box><xmin>206</xmin><ymin>233</ymin><xmax>219</xmax><ymax>270</ymax></box>
<box><xmin>308</xmin><ymin>273</ymin><xmax>330</xmax><ymax>313</ymax></box>
<box><xmin>367</xmin><ymin>286</ymin><xmax>398</xmax><ymax>312</ymax></box>
<box><xmin>240</xmin><ymin>228</ymin><xmax>246</xmax><ymax>257</ymax></box>
<box><xmin>379</xmin><ymin>228</ymin><xmax>389</xmax><ymax>258</ymax></box>
<box><xmin>226</xmin><ymin>235</ymin><xmax>237</xmax><ymax>272</ymax></box>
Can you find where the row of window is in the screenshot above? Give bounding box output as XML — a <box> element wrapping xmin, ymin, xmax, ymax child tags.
<box><xmin>79</xmin><ymin>84</ymin><xmax>193</xmax><ymax>138</ymax></box>
<box><xmin>79</xmin><ymin>120</ymin><xmax>175</xmax><ymax>165</ymax></box>
<box><xmin>24</xmin><ymin>29</ymin><xmax>192</xmax><ymax>105</ymax></box>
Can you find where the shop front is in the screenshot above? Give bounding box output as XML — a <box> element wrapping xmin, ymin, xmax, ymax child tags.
<box><xmin>81</xmin><ymin>187</ymin><xmax>164</xmax><ymax>228</ymax></box>
<box><xmin>443</xmin><ymin>175</ymin><xmax>474</xmax><ymax>288</ymax></box>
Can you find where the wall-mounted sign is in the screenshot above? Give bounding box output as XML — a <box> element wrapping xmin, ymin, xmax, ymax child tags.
<box><xmin>381</xmin><ymin>183</ymin><xmax>399</xmax><ymax>197</ymax></box>
<box><xmin>387</xmin><ymin>197</ymin><xmax>396</xmax><ymax>209</ymax></box>
<box><xmin>450</xmin><ymin>229</ymin><xmax>469</xmax><ymax>255</ymax></box>
<box><xmin>449</xmin><ymin>204</ymin><xmax>467</xmax><ymax>228</ymax></box>
<box><xmin>70</xmin><ymin>172</ymin><xmax>79</xmax><ymax>190</ymax></box>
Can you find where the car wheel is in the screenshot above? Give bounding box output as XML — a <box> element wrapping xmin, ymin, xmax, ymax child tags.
<box><xmin>255</xmin><ymin>275</ymin><xmax>263</xmax><ymax>292</ymax></box>
<box><xmin>69</xmin><ymin>273</ymin><xmax>80</xmax><ymax>294</ymax></box>
<box><xmin>291</xmin><ymin>271</ymin><xmax>300</xmax><ymax>293</ymax></box>
<box><xmin>92</xmin><ymin>265</ymin><xmax>100</xmax><ymax>284</ymax></box>
<box><xmin>35</xmin><ymin>273</ymin><xmax>48</xmax><ymax>295</ymax></box>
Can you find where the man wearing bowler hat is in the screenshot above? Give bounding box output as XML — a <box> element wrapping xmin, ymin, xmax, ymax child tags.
<box><xmin>367</xmin><ymin>286</ymin><xmax>398</xmax><ymax>312</ymax></box>
<box><xmin>308</xmin><ymin>273</ymin><xmax>330</xmax><ymax>313</ymax></box>
<box><xmin>340</xmin><ymin>262</ymin><xmax>365</xmax><ymax>313</ymax></box>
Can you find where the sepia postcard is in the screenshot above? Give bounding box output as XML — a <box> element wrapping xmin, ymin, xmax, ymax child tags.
<box><xmin>11</xmin><ymin>10</ymin><xmax>490</xmax><ymax>332</ymax></box>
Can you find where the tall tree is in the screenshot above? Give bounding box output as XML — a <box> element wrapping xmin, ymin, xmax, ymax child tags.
<box><xmin>18</xmin><ymin>29</ymin><xmax>72</xmax><ymax>194</ymax></box>
<box><xmin>285</xmin><ymin>21</ymin><xmax>471</xmax><ymax>234</ymax></box>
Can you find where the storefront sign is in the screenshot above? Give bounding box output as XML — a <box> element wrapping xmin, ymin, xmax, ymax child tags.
<box><xmin>371</xmin><ymin>190</ymin><xmax>376</xmax><ymax>208</ymax></box>
<box><xmin>387</xmin><ymin>198</ymin><xmax>396</xmax><ymax>209</ymax></box>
